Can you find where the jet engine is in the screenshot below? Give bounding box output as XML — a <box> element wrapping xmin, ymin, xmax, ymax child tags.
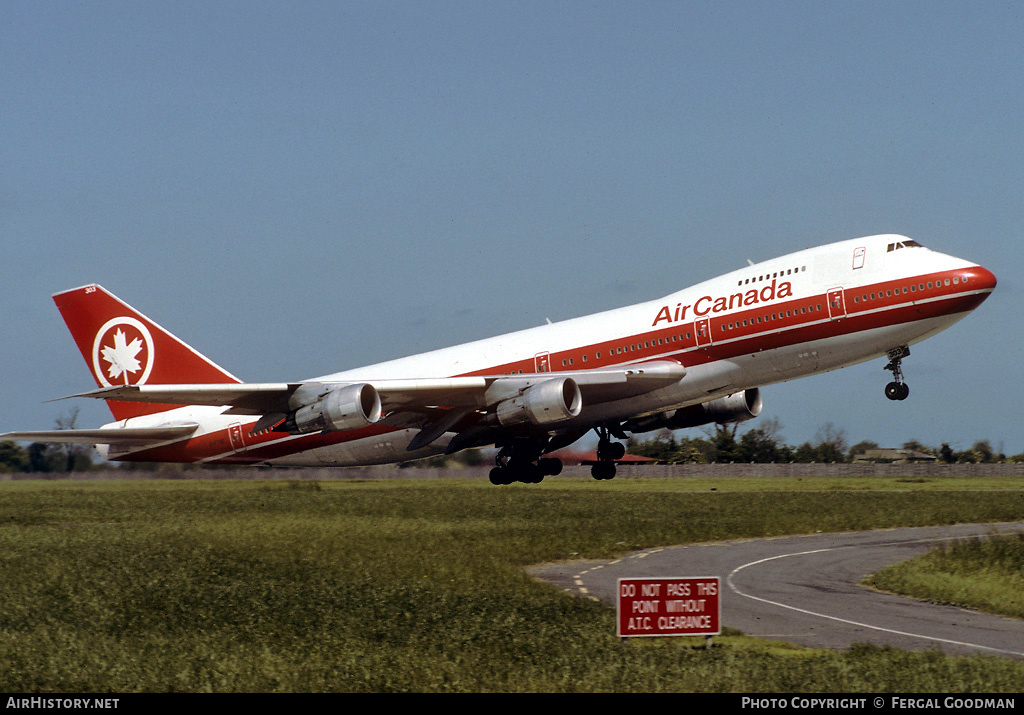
<box><xmin>284</xmin><ymin>383</ymin><xmax>382</xmax><ymax>434</ymax></box>
<box><xmin>625</xmin><ymin>388</ymin><xmax>762</xmax><ymax>433</ymax></box>
<box><xmin>494</xmin><ymin>376</ymin><xmax>583</xmax><ymax>427</ymax></box>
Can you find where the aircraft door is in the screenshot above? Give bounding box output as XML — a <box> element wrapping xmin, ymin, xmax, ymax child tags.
<box><xmin>694</xmin><ymin>318</ymin><xmax>712</xmax><ymax>346</ymax></box>
<box><xmin>534</xmin><ymin>352</ymin><xmax>551</xmax><ymax>373</ymax></box>
<box><xmin>228</xmin><ymin>423</ymin><xmax>246</xmax><ymax>452</ymax></box>
<box><xmin>827</xmin><ymin>288</ymin><xmax>847</xmax><ymax>320</ymax></box>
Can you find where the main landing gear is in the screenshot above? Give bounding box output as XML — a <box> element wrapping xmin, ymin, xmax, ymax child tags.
<box><xmin>489</xmin><ymin>437</ymin><xmax>563</xmax><ymax>485</ymax></box>
<box><xmin>884</xmin><ymin>345</ymin><xmax>911</xmax><ymax>401</ymax></box>
<box><xmin>487</xmin><ymin>426</ymin><xmax>629</xmax><ymax>484</ymax></box>
<box><xmin>591</xmin><ymin>425</ymin><xmax>626</xmax><ymax>481</ymax></box>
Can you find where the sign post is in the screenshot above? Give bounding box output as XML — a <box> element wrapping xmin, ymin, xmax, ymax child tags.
<box><xmin>617</xmin><ymin>576</ymin><xmax>720</xmax><ymax>643</ymax></box>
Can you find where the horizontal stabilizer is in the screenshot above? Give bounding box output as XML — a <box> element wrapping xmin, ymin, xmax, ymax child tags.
<box><xmin>1</xmin><ymin>424</ymin><xmax>199</xmax><ymax>446</ymax></box>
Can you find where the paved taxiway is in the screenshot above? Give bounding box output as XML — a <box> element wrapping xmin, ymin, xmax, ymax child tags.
<box><xmin>530</xmin><ymin>522</ymin><xmax>1024</xmax><ymax>659</ymax></box>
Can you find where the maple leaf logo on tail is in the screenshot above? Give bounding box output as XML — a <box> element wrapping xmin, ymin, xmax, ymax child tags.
<box><xmin>101</xmin><ymin>328</ymin><xmax>144</xmax><ymax>383</ymax></box>
<box><xmin>91</xmin><ymin>317</ymin><xmax>155</xmax><ymax>387</ymax></box>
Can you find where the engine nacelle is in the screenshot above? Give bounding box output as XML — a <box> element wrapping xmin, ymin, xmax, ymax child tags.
<box><xmin>494</xmin><ymin>376</ymin><xmax>583</xmax><ymax>427</ymax></box>
<box><xmin>700</xmin><ymin>388</ymin><xmax>763</xmax><ymax>426</ymax></box>
<box><xmin>286</xmin><ymin>383</ymin><xmax>382</xmax><ymax>434</ymax></box>
<box><xmin>625</xmin><ymin>388</ymin><xmax>762</xmax><ymax>433</ymax></box>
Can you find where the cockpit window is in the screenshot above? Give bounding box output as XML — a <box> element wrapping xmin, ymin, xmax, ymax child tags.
<box><xmin>887</xmin><ymin>240</ymin><xmax>924</xmax><ymax>252</ymax></box>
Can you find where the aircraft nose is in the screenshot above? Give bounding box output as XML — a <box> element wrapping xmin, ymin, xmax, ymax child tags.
<box><xmin>969</xmin><ymin>265</ymin><xmax>998</xmax><ymax>293</ymax></box>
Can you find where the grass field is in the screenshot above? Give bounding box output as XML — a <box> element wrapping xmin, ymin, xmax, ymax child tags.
<box><xmin>867</xmin><ymin>532</ymin><xmax>1024</xmax><ymax>619</ymax></box>
<box><xmin>1</xmin><ymin>475</ymin><xmax>1023</xmax><ymax>692</ymax></box>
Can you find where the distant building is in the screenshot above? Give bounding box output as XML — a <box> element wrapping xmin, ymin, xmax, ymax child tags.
<box><xmin>852</xmin><ymin>448</ymin><xmax>937</xmax><ymax>464</ymax></box>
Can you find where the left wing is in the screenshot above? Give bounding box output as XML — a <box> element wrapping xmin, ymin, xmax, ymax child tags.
<box><xmin>64</xmin><ymin>361</ymin><xmax>685</xmax><ymax>412</ymax></box>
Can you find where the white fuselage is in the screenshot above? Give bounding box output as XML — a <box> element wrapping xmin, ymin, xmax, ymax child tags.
<box><xmin>102</xmin><ymin>234</ymin><xmax>995</xmax><ymax>466</ymax></box>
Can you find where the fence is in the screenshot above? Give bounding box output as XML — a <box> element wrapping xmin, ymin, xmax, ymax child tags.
<box><xmin>5</xmin><ymin>462</ymin><xmax>1024</xmax><ymax>481</ymax></box>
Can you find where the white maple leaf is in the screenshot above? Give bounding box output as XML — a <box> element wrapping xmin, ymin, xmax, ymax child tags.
<box><xmin>100</xmin><ymin>328</ymin><xmax>144</xmax><ymax>383</ymax></box>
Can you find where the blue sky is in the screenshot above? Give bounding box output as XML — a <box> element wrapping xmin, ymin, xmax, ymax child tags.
<box><xmin>2</xmin><ymin>1</ymin><xmax>1021</xmax><ymax>456</ymax></box>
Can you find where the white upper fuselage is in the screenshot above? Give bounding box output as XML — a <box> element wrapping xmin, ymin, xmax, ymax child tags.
<box><xmin>318</xmin><ymin>234</ymin><xmax>977</xmax><ymax>384</ymax></box>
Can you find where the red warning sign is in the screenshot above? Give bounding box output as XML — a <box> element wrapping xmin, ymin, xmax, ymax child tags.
<box><xmin>617</xmin><ymin>577</ymin><xmax>720</xmax><ymax>638</ymax></box>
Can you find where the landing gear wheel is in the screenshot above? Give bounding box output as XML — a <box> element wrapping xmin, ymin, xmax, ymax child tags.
<box><xmin>591</xmin><ymin>425</ymin><xmax>624</xmax><ymax>480</ymax></box>
<box><xmin>885</xmin><ymin>381</ymin><xmax>910</xmax><ymax>401</ymax></box>
<box><xmin>490</xmin><ymin>438</ymin><xmax>556</xmax><ymax>485</ymax></box>
<box><xmin>489</xmin><ymin>466</ymin><xmax>511</xmax><ymax>485</ymax></box>
<box><xmin>538</xmin><ymin>457</ymin><xmax>563</xmax><ymax>477</ymax></box>
<box><xmin>598</xmin><ymin>440</ymin><xmax>625</xmax><ymax>461</ymax></box>
<box><xmin>883</xmin><ymin>346</ymin><xmax>911</xmax><ymax>401</ymax></box>
<box><xmin>519</xmin><ymin>462</ymin><xmax>544</xmax><ymax>484</ymax></box>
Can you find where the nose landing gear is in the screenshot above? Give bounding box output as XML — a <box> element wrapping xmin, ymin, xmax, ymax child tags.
<box><xmin>884</xmin><ymin>346</ymin><xmax>911</xmax><ymax>401</ymax></box>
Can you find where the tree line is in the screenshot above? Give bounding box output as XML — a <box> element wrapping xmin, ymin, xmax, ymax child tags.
<box><xmin>624</xmin><ymin>419</ymin><xmax>1023</xmax><ymax>465</ymax></box>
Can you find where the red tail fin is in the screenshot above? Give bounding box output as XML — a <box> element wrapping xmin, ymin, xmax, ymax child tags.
<box><xmin>53</xmin><ymin>285</ymin><xmax>241</xmax><ymax>420</ymax></box>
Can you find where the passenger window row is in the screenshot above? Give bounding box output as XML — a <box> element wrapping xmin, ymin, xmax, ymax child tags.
<box><xmin>852</xmin><ymin>275</ymin><xmax>967</xmax><ymax>304</ymax></box>
<box><xmin>524</xmin><ymin>273</ymin><xmax>968</xmax><ymax>374</ymax></box>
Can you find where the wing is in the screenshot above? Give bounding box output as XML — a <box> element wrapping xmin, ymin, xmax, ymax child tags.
<box><xmin>65</xmin><ymin>362</ymin><xmax>685</xmax><ymax>410</ymax></box>
<box><xmin>1</xmin><ymin>424</ymin><xmax>199</xmax><ymax>446</ymax></box>
<box><xmin>60</xmin><ymin>361</ymin><xmax>687</xmax><ymax>448</ymax></box>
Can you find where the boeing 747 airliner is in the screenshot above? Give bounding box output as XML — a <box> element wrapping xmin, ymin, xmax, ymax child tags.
<box><xmin>3</xmin><ymin>234</ymin><xmax>996</xmax><ymax>484</ymax></box>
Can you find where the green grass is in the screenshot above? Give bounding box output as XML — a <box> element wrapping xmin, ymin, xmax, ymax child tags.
<box><xmin>867</xmin><ymin>532</ymin><xmax>1024</xmax><ymax>619</ymax></box>
<box><xmin>1</xmin><ymin>477</ymin><xmax>1023</xmax><ymax>692</ymax></box>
